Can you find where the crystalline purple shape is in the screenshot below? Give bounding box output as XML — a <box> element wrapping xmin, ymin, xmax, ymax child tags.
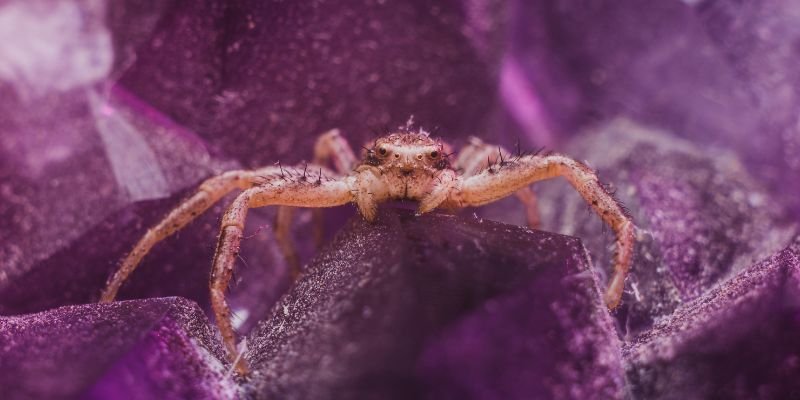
<box><xmin>624</xmin><ymin>240</ymin><xmax>800</xmax><ymax>399</ymax></box>
<box><xmin>1</xmin><ymin>0</ymin><xmax>800</xmax><ymax>399</ymax></box>
<box><xmin>0</xmin><ymin>87</ymin><xmax>282</xmax><ymax>320</ymax></box>
<box><xmin>0</xmin><ymin>297</ymin><xmax>235</xmax><ymax>400</ymax></box>
<box><xmin>245</xmin><ymin>209</ymin><xmax>624</xmax><ymax>400</ymax></box>
<box><xmin>0</xmin><ymin>210</ymin><xmax>627</xmax><ymax>400</ymax></box>
<box><xmin>112</xmin><ymin>0</ymin><xmax>500</xmax><ymax>169</ymax></box>
<box><xmin>504</xmin><ymin>0</ymin><xmax>800</xmax><ymax>216</ymax></box>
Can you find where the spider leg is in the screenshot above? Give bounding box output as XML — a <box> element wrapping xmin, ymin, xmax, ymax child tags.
<box><xmin>274</xmin><ymin>206</ymin><xmax>301</xmax><ymax>279</ymax></box>
<box><xmin>312</xmin><ymin>129</ymin><xmax>358</xmax><ymax>246</ymax></box>
<box><xmin>273</xmin><ymin>129</ymin><xmax>357</xmax><ymax>277</ymax></box>
<box><xmin>210</xmin><ymin>174</ymin><xmax>354</xmax><ymax>374</ymax></box>
<box><xmin>313</xmin><ymin>128</ymin><xmax>358</xmax><ymax>173</ymax></box>
<box><xmin>418</xmin><ymin>169</ymin><xmax>459</xmax><ymax>214</ymax></box>
<box><xmin>455</xmin><ymin>137</ymin><xmax>541</xmax><ymax>229</ymax></box>
<box><xmin>452</xmin><ymin>154</ymin><xmax>635</xmax><ymax>309</ymax></box>
<box><xmin>352</xmin><ymin>166</ymin><xmax>391</xmax><ymax>221</ymax></box>
<box><xmin>99</xmin><ymin>165</ymin><xmax>329</xmax><ymax>302</ymax></box>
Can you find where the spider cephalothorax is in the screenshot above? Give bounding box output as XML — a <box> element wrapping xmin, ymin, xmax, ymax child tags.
<box><xmin>363</xmin><ymin>131</ymin><xmax>450</xmax><ymax>172</ymax></box>
<box><xmin>100</xmin><ymin>125</ymin><xmax>635</xmax><ymax>376</ymax></box>
<box><xmin>358</xmin><ymin>131</ymin><xmax>454</xmax><ymax>209</ymax></box>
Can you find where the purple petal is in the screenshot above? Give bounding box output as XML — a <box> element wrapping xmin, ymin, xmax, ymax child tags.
<box><xmin>624</xmin><ymin>239</ymin><xmax>800</xmax><ymax>399</ymax></box>
<box><xmin>246</xmin><ymin>209</ymin><xmax>624</xmax><ymax>399</ymax></box>
<box><xmin>0</xmin><ymin>297</ymin><xmax>235</xmax><ymax>400</ymax></box>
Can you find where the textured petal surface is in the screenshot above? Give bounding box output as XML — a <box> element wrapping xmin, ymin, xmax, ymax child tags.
<box><xmin>246</xmin><ymin>209</ymin><xmax>625</xmax><ymax>400</ymax></box>
<box><xmin>624</xmin><ymin>239</ymin><xmax>800</xmax><ymax>399</ymax></box>
<box><xmin>0</xmin><ymin>297</ymin><xmax>236</xmax><ymax>400</ymax></box>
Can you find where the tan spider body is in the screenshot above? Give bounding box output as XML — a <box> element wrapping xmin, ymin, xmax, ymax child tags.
<box><xmin>100</xmin><ymin>125</ymin><xmax>635</xmax><ymax>375</ymax></box>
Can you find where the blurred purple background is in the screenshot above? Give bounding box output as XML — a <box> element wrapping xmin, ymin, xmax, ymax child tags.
<box><xmin>1</xmin><ymin>0</ymin><xmax>799</xmax><ymax>399</ymax></box>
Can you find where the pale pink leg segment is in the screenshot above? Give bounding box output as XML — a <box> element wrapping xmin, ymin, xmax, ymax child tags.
<box><xmin>454</xmin><ymin>153</ymin><xmax>635</xmax><ymax>309</ymax></box>
<box><xmin>273</xmin><ymin>206</ymin><xmax>301</xmax><ymax>279</ymax></box>
<box><xmin>101</xmin><ymin>167</ymin><xmax>283</xmax><ymax>302</ymax></box>
<box><xmin>274</xmin><ymin>129</ymin><xmax>358</xmax><ymax>275</ymax></box>
<box><xmin>210</xmin><ymin>175</ymin><xmax>354</xmax><ymax>374</ymax></box>
<box><xmin>455</xmin><ymin>137</ymin><xmax>541</xmax><ymax>229</ymax></box>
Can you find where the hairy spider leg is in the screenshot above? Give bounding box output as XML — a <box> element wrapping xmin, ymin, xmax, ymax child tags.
<box><xmin>455</xmin><ymin>137</ymin><xmax>541</xmax><ymax>229</ymax></box>
<box><xmin>417</xmin><ymin>169</ymin><xmax>460</xmax><ymax>215</ymax></box>
<box><xmin>273</xmin><ymin>206</ymin><xmax>301</xmax><ymax>280</ymax></box>
<box><xmin>273</xmin><ymin>129</ymin><xmax>358</xmax><ymax>278</ymax></box>
<box><xmin>313</xmin><ymin>128</ymin><xmax>359</xmax><ymax>173</ymax></box>
<box><xmin>451</xmin><ymin>153</ymin><xmax>635</xmax><ymax>309</ymax></box>
<box><xmin>211</xmin><ymin>175</ymin><xmax>354</xmax><ymax>375</ymax></box>
<box><xmin>99</xmin><ymin>165</ymin><xmax>332</xmax><ymax>302</ymax></box>
<box><xmin>312</xmin><ymin>128</ymin><xmax>359</xmax><ymax>245</ymax></box>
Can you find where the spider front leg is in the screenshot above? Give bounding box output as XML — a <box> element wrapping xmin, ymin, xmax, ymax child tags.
<box><xmin>452</xmin><ymin>154</ymin><xmax>635</xmax><ymax>309</ymax></box>
<box><xmin>210</xmin><ymin>174</ymin><xmax>354</xmax><ymax>375</ymax></box>
<box><xmin>418</xmin><ymin>169</ymin><xmax>459</xmax><ymax>214</ymax></box>
<box><xmin>455</xmin><ymin>137</ymin><xmax>541</xmax><ymax>228</ymax></box>
<box><xmin>100</xmin><ymin>166</ymin><xmax>296</xmax><ymax>302</ymax></box>
<box><xmin>274</xmin><ymin>129</ymin><xmax>357</xmax><ymax>278</ymax></box>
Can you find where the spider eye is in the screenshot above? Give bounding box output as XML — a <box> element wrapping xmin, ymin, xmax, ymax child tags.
<box><xmin>378</xmin><ymin>147</ymin><xmax>387</xmax><ymax>156</ymax></box>
<box><xmin>429</xmin><ymin>151</ymin><xmax>439</xmax><ymax>158</ymax></box>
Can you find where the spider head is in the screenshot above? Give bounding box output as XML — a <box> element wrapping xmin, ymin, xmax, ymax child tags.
<box><xmin>365</xmin><ymin>132</ymin><xmax>449</xmax><ymax>173</ymax></box>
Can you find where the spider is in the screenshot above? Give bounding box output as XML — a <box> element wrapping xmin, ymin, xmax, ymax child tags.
<box><xmin>99</xmin><ymin>122</ymin><xmax>635</xmax><ymax>375</ymax></box>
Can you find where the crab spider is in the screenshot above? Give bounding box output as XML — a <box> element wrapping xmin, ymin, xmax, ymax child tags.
<box><xmin>100</xmin><ymin>125</ymin><xmax>635</xmax><ymax>375</ymax></box>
